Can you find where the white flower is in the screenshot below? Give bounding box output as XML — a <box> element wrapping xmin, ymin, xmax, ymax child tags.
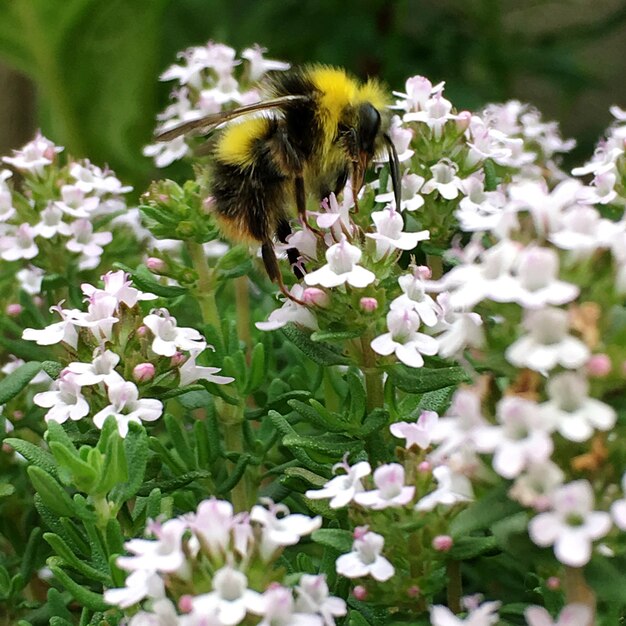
<box><xmin>241</xmin><ymin>45</ymin><xmax>290</xmax><ymax>82</ymax></box>
<box><xmin>314</xmin><ymin>192</ymin><xmax>354</xmax><ymax>240</ymax></box>
<box><xmin>393</xmin><ymin>75</ymin><xmax>444</xmax><ymax>113</ymax></box>
<box><xmin>433</xmin><ymin>293</ymin><xmax>484</xmax><ymax>359</ymax></box>
<box><xmin>104</xmin><ymin>569</ymin><xmax>164</xmax><ymax>609</ymax></box>
<box><xmin>22</xmin><ymin>303</ymin><xmax>80</xmax><ymax>348</ymax></box>
<box><xmin>16</xmin><ymin>265</ymin><xmax>44</xmax><ymax>295</ymax></box>
<box><xmin>335</xmin><ymin>530</ymin><xmax>394</xmax><ymax>582</ymax></box>
<box><xmin>65</xmin><ymin>350</ymin><xmax>124</xmax><ymax>387</ymax></box>
<box><xmin>390</xmin><ymin>268</ymin><xmax>440</xmax><ymax>327</ymax></box>
<box><xmin>191</xmin><ymin>566</ymin><xmax>261</xmax><ymax>626</ymax></box>
<box><xmin>251</xmin><ymin>500</ymin><xmax>322</xmax><ymax>560</ymax></box>
<box><xmin>71</xmin><ymin>292</ymin><xmax>119</xmax><ymax>341</ymax></box>
<box><xmin>354</xmin><ymin>463</ymin><xmax>415</xmax><ymax>509</ymax></box>
<box><xmin>375</xmin><ymin>172</ymin><xmax>424</xmax><ymax>211</ymax></box>
<box><xmin>117</xmin><ymin>518</ymin><xmax>187</xmax><ymax>574</ymax></box>
<box><xmin>304</xmin><ymin>236</ymin><xmax>375</xmax><ymax>289</ymax></box>
<box><xmin>82</xmin><ymin>270</ymin><xmax>157</xmax><ymax>309</ymax></box>
<box><xmin>421</xmin><ymin>159</ymin><xmax>463</xmax><ymax>200</ymax></box>
<box><xmin>505</xmin><ymin>308</ymin><xmax>589</xmax><ymax>372</ymax></box>
<box><xmin>70</xmin><ymin>161</ymin><xmax>132</xmax><ymax>196</ymax></box>
<box><xmin>390</xmin><ymin>410</ymin><xmax>438</xmax><ymax>450</ymax></box>
<box><xmin>65</xmin><ymin>219</ymin><xmax>112</xmax><ymax>258</ymax></box>
<box><xmin>143</xmin><ymin>136</ymin><xmax>191</xmax><ymax>168</ymax></box>
<box><xmin>54</xmin><ymin>184</ymin><xmax>100</xmax><ymax>218</ymax></box>
<box><xmin>2</xmin><ymin>133</ymin><xmax>62</xmax><ymax>176</ymax></box>
<box><xmin>33</xmin><ymin>204</ymin><xmax>71</xmax><ymax>239</ymax></box>
<box><xmin>509</xmin><ymin>461</ymin><xmax>564</xmax><ymax>511</ymax></box>
<box><xmin>34</xmin><ymin>372</ymin><xmax>89</xmax><ymax>424</ymax></box>
<box><xmin>305</xmin><ymin>460</ymin><xmax>371</xmax><ymax>509</ymax></box>
<box><xmin>367</xmin><ymin>206</ymin><xmax>429</xmax><ymax>259</ymax></box>
<box><xmin>528</xmin><ymin>480</ymin><xmax>612</xmax><ymax>567</ymax></box>
<box><xmin>475</xmin><ymin>396</ymin><xmax>553</xmax><ymax>479</ymax></box>
<box><xmin>0</xmin><ymin>170</ymin><xmax>16</xmax><ymax>222</ymax></box>
<box><xmin>430</xmin><ymin>601</ymin><xmax>501</xmax><ymax>625</ymax></box>
<box><xmin>92</xmin><ymin>380</ymin><xmax>163</xmax><ymax>437</ymax></box>
<box><xmin>294</xmin><ymin>575</ymin><xmax>346</xmax><ymax>626</ymax></box>
<box><xmin>524</xmin><ymin>603</ymin><xmax>592</xmax><ymax>626</ymax></box>
<box><xmin>610</xmin><ymin>473</ymin><xmax>626</xmax><ymax>530</ymax></box>
<box><xmin>404</xmin><ymin>93</ymin><xmax>458</xmax><ymax>139</ymax></box>
<box><xmin>383</xmin><ymin>116</ymin><xmax>414</xmax><ymax>162</ymax></box>
<box><xmin>143</xmin><ymin>311</ymin><xmax>206</xmax><ymax>356</ymax></box>
<box><xmin>249</xmin><ymin>585</ymin><xmax>322</xmax><ymax>626</ymax></box>
<box><xmin>179</xmin><ymin>349</ymin><xmax>234</xmax><ymax>386</ymax></box>
<box><xmin>538</xmin><ymin>372</ymin><xmax>616</xmax><ymax>442</ymax></box>
<box><xmin>370</xmin><ymin>308</ymin><xmax>439</xmax><ymax>368</ymax></box>
<box><xmin>415</xmin><ymin>465</ymin><xmax>473</xmax><ymax>511</ymax></box>
<box><xmin>256</xmin><ymin>285</ymin><xmax>318</xmax><ymax>332</ymax></box>
<box><xmin>0</xmin><ymin>224</ymin><xmax>38</xmax><ymax>261</ymax></box>
<box><xmin>456</xmin><ymin>175</ymin><xmax>508</xmax><ymax>233</ymax></box>
<box><xmin>187</xmin><ymin>498</ymin><xmax>235</xmax><ymax>556</ymax></box>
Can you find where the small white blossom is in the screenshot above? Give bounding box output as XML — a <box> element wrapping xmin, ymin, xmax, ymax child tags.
<box><xmin>610</xmin><ymin>474</ymin><xmax>626</xmax><ymax>530</ymax></box>
<box><xmin>34</xmin><ymin>204</ymin><xmax>71</xmax><ymax>239</ymax></box>
<box><xmin>33</xmin><ymin>372</ymin><xmax>89</xmax><ymax>424</ymax></box>
<box><xmin>92</xmin><ymin>380</ymin><xmax>163</xmax><ymax>437</ymax></box>
<box><xmin>433</xmin><ymin>293</ymin><xmax>484</xmax><ymax>359</ymax></box>
<box><xmin>354</xmin><ymin>463</ymin><xmax>415</xmax><ymax>509</ymax></box>
<box><xmin>430</xmin><ymin>601</ymin><xmax>501</xmax><ymax>626</ymax></box>
<box><xmin>390</xmin><ymin>410</ymin><xmax>438</xmax><ymax>450</ymax></box>
<box><xmin>529</xmin><ymin>480</ymin><xmax>611</xmax><ymax>567</ymax></box>
<box><xmin>65</xmin><ymin>219</ymin><xmax>112</xmax><ymax>258</ymax></box>
<box><xmin>16</xmin><ymin>265</ymin><xmax>44</xmax><ymax>295</ymax></box>
<box><xmin>82</xmin><ymin>270</ymin><xmax>157</xmax><ymax>309</ymax></box>
<box><xmin>304</xmin><ymin>236</ymin><xmax>375</xmax><ymax>289</ymax></box>
<box><xmin>71</xmin><ymin>292</ymin><xmax>119</xmax><ymax>341</ymax></box>
<box><xmin>143</xmin><ymin>311</ymin><xmax>206</xmax><ymax>356</ymax></box>
<box><xmin>186</xmin><ymin>498</ymin><xmax>235</xmax><ymax>556</ymax></box>
<box><xmin>143</xmin><ymin>136</ymin><xmax>191</xmax><ymax>168</ymax></box>
<box><xmin>256</xmin><ymin>285</ymin><xmax>318</xmax><ymax>332</ymax></box>
<box><xmin>367</xmin><ymin>206</ymin><xmax>429</xmax><ymax>259</ymax></box>
<box><xmin>0</xmin><ymin>224</ymin><xmax>38</xmax><ymax>261</ymax></box>
<box><xmin>415</xmin><ymin>465</ymin><xmax>473</xmax><ymax>511</ymax></box>
<box><xmin>104</xmin><ymin>570</ymin><xmax>165</xmax><ymax>609</ymax></box>
<box><xmin>305</xmin><ymin>460</ymin><xmax>371</xmax><ymax>509</ymax></box>
<box><xmin>509</xmin><ymin>461</ymin><xmax>564</xmax><ymax>511</ymax></box>
<box><xmin>375</xmin><ymin>172</ymin><xmax>424</xmax><ymax>211</ymax></box>
<box><xmin>65</xmin><ymin>350</ymin><xmax>124</xmax><ymax>387</ymax></box>
<box><xmin>179</xmin><ymin>349</ymin><xmax>234</xmax><ymax>386</ymax></box>
<box><xmin>393</xmin><ymin>75</ymin><xmax>444</xmax><ymax>113</ymax></box>
<box><xmin>390</xmin><ymin>267</ymin><xmax>440</xmax><ymax>327</ymax></box>
<box><xmin>2</xmin><ymin>133</ymin><xmax>62</xmax><ymax>176</ymax></box>
<box><xmin>23</xmin><ymin>303</ymin><xmax>80</xmax><ymax>348</ymax></box>
<box><xmin>404</xmin><ymin>93</ymin><xmax>459</xmax><ymax>139</ymax></box>
<box><xmin>241</xmin><ymin>45</ymin><xmax>290</xmax><ymax>82</ymax></box>
<box><xmin>524</xmin><ymin>603</ymin><xmax>592</xmax><ymax>626</ymax></box>
<box><xmin>54</xmin><ymin>184</ymin><xmax>100</xmax><ymax>218</ymax></box>
<box><xmin>336</xmin><ymin>530</ymin><xmax>394</xmax><ymax>582</ymax></box>
<box><xmin>294</xmin><ymin>575</ymin><xmax>346</xmax><ymax>626</ymax></box>
<box><xmin>70</xmin><ymin>161</ymin><xmax>132</xmax><ymax>196</ymax></box>
<box><xmin>249</xmin><ymin>585</ymin><xmax>322</xmax><ymax>626</ymax></box>
<box><xmin>421</xmin><ymin>159</ymin><xmax>464</xmax><ymax>200</ymax></box>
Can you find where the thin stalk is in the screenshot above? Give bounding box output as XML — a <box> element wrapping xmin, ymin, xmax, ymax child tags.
<box><xmin>564</xmin><ymin>567</ymin><xmax>595</xmax><ymax>626</ymax></box>
<box><xmin>360</xmin><ymin>333</ymin><xmax>384</xmax><ymax>412</ymax></box>
<box><xmin>427</xmin><ymin>253</ymin><xmax>444</xmax><ymax>281</ymax></box>
<box><xmin>187</xmin><ymin>241</ymin><xmax>222</xmax><ymax>341</ymax></box>
<box><xmin>323</xmin><ymin>367</ymin><xmax>341</xmax><ymax>413</ymax></box>
<box><xmin>446</xmin><ymin>560</ymin><xmax>462</xmax><ymax>614</ymax></box>
<box><xmin>234</xmin><ymin>275</ymin><xmax>251</xmax><ymax>358</ymax></box>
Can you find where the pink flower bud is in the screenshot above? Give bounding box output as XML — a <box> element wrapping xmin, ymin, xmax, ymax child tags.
<box><xmin>171</xmin><ymin>352</ymin><xmax>186</xmax><ymax>367</ymax></box>
<box><xmin>33</xmin><ymin>296</ymin><xmax>43</xmax><ymax>307</ymax></box>
<box><xmin>432</xmin><ymin>535</ymin><xmax>453</xmax><ymax>552</ymax></box>
<box><xmin>353</xmin><ymin>585</ymin><xmax>368</xmax><ymax>601</ymax></box>
<box><xmin>359</xmin><ymin>297</ymin><xmax>378</xmax><ymax>312</ymax></box>
<box><xmin>6</xmin><ymin>303</ymin><xmax>22</xmax><ymax>317</ymax></box>
<box><xmin>413</xmin><ymin>265</ymin><xmax>431</xmax><ymax>280</ymax></box>
<box><xmin>455</xmin><ymin>111</ymin><xmax>472</xmax><ymax>132</ymax></box>
<box><xmin>546</xmin><ymin>576</ymin><xmax>560</xmax><ymax>590</ymax></box>
<box><xmin>353</xmin><ymin>525</ymin><xmax>369</xmax><ymax>540</ymax></box>
<box><xmin>302</xmin><ymin>287</ymin><xmax>329</xmax><ymax>307</ymax></box>
<box><xmin>418</xmin><ymin>461</ymin><xmax>431</xmax><ymax>473</ymax></box>
<box><xmin>2</xmin><ymin>443</ymin><xmax>13</xmax><ymax>454</ymax></box>
<box><xmin>133</xmin><ymin>362</ymin><xmax>155</xmax><ymax>382</ymax></box>
<box><xmin>178</xmin><ymin>595</ymin><xmax>193</xmax><ymax>613</ymax></box>
<box><xmin>136</xmin><ymin>325</ymin><xmax>148</xmax><ymax>337</ymax></box>
<box><xmin>146</xmin><ymin>257</ymin><xmax>166</xmax><ymax>273</ymax></box>
<box><xmin>12</xmin><ymin>411</ymin><xmax>24</xmax><ymax>421</ymax></box>
<box><xmin>407</xmin><ymin>585</ymin><xmax>420</xmax><ymax>598</ymax></box>
<box><xmin>586</xmin><ymin>353</ymin><xmax>611</xmax><ymax>377</ymax></box>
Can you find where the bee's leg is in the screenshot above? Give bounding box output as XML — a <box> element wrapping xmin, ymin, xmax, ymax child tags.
<box><xmin>261</xmin><ymin>240</ymin><xmax>305</xmax><ymax>305</ymax></box>
<box><xmin>295</xmin><ymin>176</ymin><xmax>323</xmax><ymax>237</ymax></box>
<box><xmin>277</xmin><ymin>219</ymin><xmax>306</xmax><ymax>280</ymax></box>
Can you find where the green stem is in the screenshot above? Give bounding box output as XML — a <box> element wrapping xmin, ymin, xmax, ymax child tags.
<box><xmin>234</xmin><ymin>276</ymin><xmax>251</xmax><ymax>357</ymax></box>
<box><xmin>446</xmin><ymin>560</ymin><xmax>462</xmax><ymax>614</ymax></box>
<box><xmin>564</xmin><ymin>567</ymin><xmax>595</xmax><ymax>626</ymax></box>
<box><xmin>427</xmin><ymin>253</ymin><xmax>444</xmax><ymax>281</ymax></box>
<box><xmin>360</xmin><ymin>333</ymin><xmax>384</xmax><ymax>412</ymax></box>
<box><xmin>216</xmin><ymin>399</ymin><xmax>249</xmax><ymax>511</ymax></box>
<box><xmin>187</xmin><ymin>241</ymin><xmax>222</xmax><ymax>341</ymax></box>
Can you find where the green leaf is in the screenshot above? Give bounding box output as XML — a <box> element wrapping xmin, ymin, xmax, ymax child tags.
<box><xmin>44</xmin><ymin>533</ymin><xmax>110</xmax><ymax>584</ymax></box>
<box><xmin>49</xmin><ymin>442</ymin><xmax>97</xmax><ymax>492</ymax></box>
<box><xmin>388</xmin><ymin>365</ymin><xmax>470</xmax><ymax>394</ymax></box>
<box><xmin>281</xmin><ymin>323</ymin><xmax>350</xmax><ymax>366</ymax></box>
<box><xmin>5</xmin><ymin>438</ymin><xmax>58</xmax><ymax>477</ymax></box>
<box><xmin>245</xmin><ymin>343</ymin><xmax>265</xmax><ymax>393</ymax></box>
<box><xmin>312</xmin><ymin>528</ymin><xmax>353</xmax><ymax>553</ymax></box>
<box><xmin>586</xmin><ymin>554</ymin><xmax>626</xmax><ymax>602</ymax></box>
<box><xmin>0</xmin><ymin>361</ymin><xmax>41</xmax><ymax>404</ymax></box>
<box><xmin>118</xmin><ymin>263</ymin><xmax>187</xmax><ymax>298</ymax></box>
<box><xmin>109</xmin><ymin>422</ymin><xmax>148</xmax><ymax>505</ymax></box>
<box><xmin>27</xmin><ymin>466</ymin><xmax>76</xmax><ymax>517</ymax></box>
<box><xmin>282</xmin><ymin>433</ymin><xmax>362</xmax><ymax>457</ymax></box>
<box><xmin>310</xmin><ymin>329</ymin><xmax>362</xmax><ymax>342</ymax></box>
<box><xmin>215</xmin><ymin>455</ymin><xmax>251</xmax><ymax>495</ymax></box>
<box><xmin>0</xmin><ymin>483</ymin><xmax>15</xmax><ymax>498</ymax></box>
<box><xmin>418</xmin><ymin>386</ymin><xmax>456</xmax><ymax>414</ymax></box>
<box><xmin>446</xmin><ymin>535</ymin><xmax>500</xmax><ymax>560</ymax></box>
<box><xmin>289</xmin><ymin>399</ymin><xmax>352</xmax><ymax>433</ymax></box>
<box><xmin>48</xmin><ymin>566</ymin><xmax>108</xmax><ymax>611</ymax></box>
<box><xmin>164</xmin><ymin>413</ymin><xmax>193</xmax><ymax>470</ymax></box>
<box><xmin>93</xmin><ymin>426</ymin><xmax>127</xmax><ymax>495</ymax></box>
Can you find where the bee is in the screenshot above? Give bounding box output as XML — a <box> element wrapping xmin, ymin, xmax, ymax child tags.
<box><xmin>156</xmin><ymin>65</ymin><xmax>401</xmax><ymax>301</ymax></box>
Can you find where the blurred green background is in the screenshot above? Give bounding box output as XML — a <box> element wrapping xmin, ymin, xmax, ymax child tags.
<box><xmin>1</xmin><ymin>0</ymin><xmax>626</xmax><ymax>192</ymax></box>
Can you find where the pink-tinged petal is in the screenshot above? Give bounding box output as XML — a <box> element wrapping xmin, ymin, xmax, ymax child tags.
<box><xmin>528</xmin><ymin>512</ymin><xmax>561</xmax><ymax>546</ymax></box>
<box><xmin>524</xmin><ymin>606</ymin><xmax>554</xmax><ymax>626</ymax></box>
<box><xmin>395</xmin><ymin>344</ymin><xmax>424</xmax><ymax>368</ymax></box>
<box><xmin>554</xmin><ymin>531</ymin><xmax>591</xmax><ymax>567</ymax></box>
<box><xmin>335</xmin><ymin>553</ymin><xmax>368</xmax><ymax>578</ymax></box>
<box><xmin>583</xmin><ymin>511</ymin><xmax>611</xmax><ymax>540</ymax></box>
<box><xmin>370</xmin><ymin>333</ymin><xmax>397</xmax><ymax>356</ymax></box>
<box><xmin>370</xmin><ymin>556</ymin><xmax>395</xmax><ymax>581</ymax></box>
<box><xmin>558</xmin><ymin>603</ymin><xmax>592</xmax><ymax>625</ymax></box>
<box><xmin>429</xmin><ymin>605</ymin><xmax>460</xmax><ymax>626</ymax></box>
<box><xmin>347</xmin><ymin>265</ymin><xmax>376</xmax><ymax>288</ymax></box>
<box><xmin>316</xmin><ymin>213</ymin><xmax>340</xmax><ymax>228</ymax></box>
<box><xmin>330</xmin><ymin>488</ymin><xmax>357</xmax><ymax>509</ymax></box>
<box><xmin>611</xmin><ymin>500</ymin><xmax>626</xmax><ymax>530</ymax></box>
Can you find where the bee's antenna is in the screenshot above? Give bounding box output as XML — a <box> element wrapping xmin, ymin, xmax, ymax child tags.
<box><xmin>383</xmin><ymin>133</ymin><xmax>402</xmax><ymax>210</ymax></box>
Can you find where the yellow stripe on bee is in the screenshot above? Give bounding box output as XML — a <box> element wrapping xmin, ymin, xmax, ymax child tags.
<box><xmin>357</xmin><ymin>78</ymin><xmax>389</xmax><ymax>111</ymax></box>
<box><xmin>215</xmin><ymin>117</ymin><xmax>270</xmax><ymax>167</ymax></box>
<box><xmin>308</xmin><ymin>66</ymin><xmax>358</xmax><ymax>127</ymax></box>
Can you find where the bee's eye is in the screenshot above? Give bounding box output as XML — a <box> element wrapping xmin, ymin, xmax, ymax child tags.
<box><xmin>357</xmin><ymin>103</ymin><xmax>381</xmax><ymax>155</ymax></box>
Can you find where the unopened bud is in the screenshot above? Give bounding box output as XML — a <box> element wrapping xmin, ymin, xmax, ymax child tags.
<box><xmin>546</xmin><ymin>576</ymin><xmax>560</xmax><ymax>590</ymax></box>
<box><xmin>136</xmin><ymin>325</ymin><xmax>148</xmax><ymax>337</ymax></box>
<box><xmin>432</xmin><ymin>535</ymin><xmax>453</xmax><ymax>552</ymax></box>
<box><xmin>455</xmin><ymin>110</ymin><xmax>472</xmax><ymax>132</ymax></box>
<box><xmin>33</xmin><ymin>296</ymin><xmax>43</xmax><ymax>307</ymax></box>
<box><xmin>12</xmin><ymin>411</ymin><xmax>24</xmax><ymax>421</ymax></box>
<box><xmin>353</xmin><ymin>525</ymin><xmax>369</xmax><ymax>540</ymax></box>
<box><xmin>359</xmin><ymin>297</ymin><xmax>378</xmax><ymax>312</ymax></box>
<box><xmin>413</xmin><ymin>265</ymin><xmax>431</xmax><ymax>280</ymax></box>
<box><xmin>133</xmin><ymin>362</ymin><xmax>155</xmax><ymax>382</ymax></box>
<box><xmin>171</xmin><ymin>352</ymin><xmax>186</xmax><ymax>367</ymax></box>
<box><xmin>353</xmin><ymin>585</ymin><xmax>367</xmax><ymax>601</ymax></box>
<box><xmin>406</xmin><ymin>585</ymin><xmax>420</xmax><ymax>598</ymax></box>
<box><xmin>146</xmin><ymin>257</ymin><xmax>166</xmax><ymax>273</ymax></box>
<box><xmin>586</xmin><ymin>353</ymin><xmax>611</xmax><ymax>377</ymax></box>
<box><xmin>302</xmin><ymin>287</ymin><xmax>329</xmax><ymax>308</ymax></box>
<box><xmin>178</xmin><ymin>595</ymin><xmax>193</xmax><ymax>613</ymax></box>
<box><xmin>6</xmin><ymin>303</ymin><xmax>22</xmax><ymax>317</ymax></box>
<box><xmin>418</xmin><ymin>460</ymin><xmax>431</xmax><ymax>473</ymax></box>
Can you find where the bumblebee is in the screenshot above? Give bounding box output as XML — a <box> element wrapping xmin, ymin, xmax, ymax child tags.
<box><xmin>157</xmin><ymin>66</ymin><xmax>401</xmax><ymax>300</ymax></box>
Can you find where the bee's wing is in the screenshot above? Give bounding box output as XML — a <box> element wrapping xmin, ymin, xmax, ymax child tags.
<box><xmin>154</xmin><ymin>95</ymin><xmax>310</xmax><ymax>142</ymax></box>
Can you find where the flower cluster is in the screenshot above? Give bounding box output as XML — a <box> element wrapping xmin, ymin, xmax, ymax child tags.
<box><xmin>23</xmin><ymin>270</ymin><xmax>232</xmax><ymax>436</ymax></box>
<box><xmin>144</xmin><ymin>42</ymin><xmax>290</xmax><ymax>167</ymax></box>
<box><xmin>105</xmin><ymin>497</ymin><xmax>346</xmax><ymax>626</ymax></box>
